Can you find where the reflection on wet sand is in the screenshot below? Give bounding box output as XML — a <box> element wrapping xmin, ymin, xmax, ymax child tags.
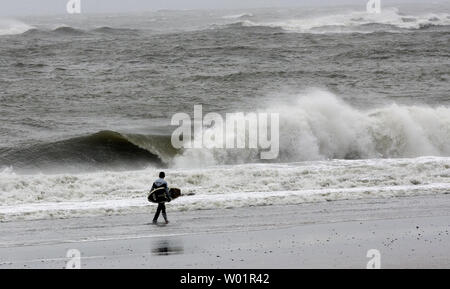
<box><xmin>152</xmin><ymin>239</ymin><xmax>184</xmax><ymax>256</ymax></box>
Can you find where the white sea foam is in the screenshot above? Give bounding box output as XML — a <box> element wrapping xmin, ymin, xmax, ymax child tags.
<box><xmin>240</xmin><ymin>8</ymin><xmax>450</xmax><ymax>33</ymax></box>
<box><xmin>0</xmin><ymin>183</ymin><xmax>449</xmax><ymax>221</ymax></box>
<box><xmin>0</xmin><ymin>157</ymin><xmax>448</xmax><ymax>221</ymax></box>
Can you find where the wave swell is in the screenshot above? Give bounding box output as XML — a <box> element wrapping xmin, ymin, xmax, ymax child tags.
<box><xmin>6</xmin><ymin>25</ymin><xmax>140</xmax><ymax>37</ymax></box>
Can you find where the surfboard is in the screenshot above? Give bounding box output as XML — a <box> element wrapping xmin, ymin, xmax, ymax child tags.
<box><xmin>148</xmin><ymin>187</ymin><xmax>181</xmax><ymax>203</ymax></box>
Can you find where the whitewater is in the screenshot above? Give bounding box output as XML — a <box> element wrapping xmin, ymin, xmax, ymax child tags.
<box><xmin>0</xmin><ymin>156</ymin><xmax>449</xmax><ymax>221</ymax></box>
<box><xmin>239</xmin><ymin>7</ymin><xmax>450</xmax><ymax>33</ymax></box>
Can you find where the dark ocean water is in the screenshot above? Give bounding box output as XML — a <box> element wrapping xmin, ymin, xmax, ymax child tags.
<box><xmin>0</xmin><ymin>4</ymin><xmax>449</xmax><ymax>172</ymax></box>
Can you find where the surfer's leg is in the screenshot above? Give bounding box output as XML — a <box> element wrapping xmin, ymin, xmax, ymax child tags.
<box><xmin>153</xmin><ymin>203</ymin><xmax>163</xmax><ymax>223</ymax></box>
<box><xmin>161</xmin><ymin>203</ymin><xmax>168</xmax><ymax>223</ymax></box>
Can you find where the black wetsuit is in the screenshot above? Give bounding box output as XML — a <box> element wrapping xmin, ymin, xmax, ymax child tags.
<box><xmin>151</xmin><ymin>178</ymin><xmax>169</xmax><ymax>222</ymax></box>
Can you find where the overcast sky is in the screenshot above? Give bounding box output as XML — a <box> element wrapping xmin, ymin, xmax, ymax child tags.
<box><xmin>0</xmin><ymin>0</ymin><xmax>442</xmax><ymax>16</ymax></box>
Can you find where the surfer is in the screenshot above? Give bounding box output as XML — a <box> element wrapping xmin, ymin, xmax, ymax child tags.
<box><xmin>151</xmin><ymin>172</ymin><xmax>170</xmax><ymax>224</ymax></box>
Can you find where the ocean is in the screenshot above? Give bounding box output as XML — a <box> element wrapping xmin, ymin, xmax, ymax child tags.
<box><xmin>0</xmin><ymin>3</ymin><xmax>449</xmax><ymax>221</ymax></box>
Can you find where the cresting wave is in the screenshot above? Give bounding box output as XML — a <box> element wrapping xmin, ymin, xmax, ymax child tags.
<box><xmin>1</xmin><ymin>90</ymin><xmax>449</xmax><ymax>171</ymax></box>
<box><xmin>0</xmin><ymin>131</ymin><xmax>173</xmax><ymax>172</ymax></box>
<box><xmin>0</xmin><ymin>157</ymin><xmax>449</xmax><ymax>221</ymax></box>
<box><xmin>235</xmin><ymin>8</ymin><xmax>450</xmax><ymax>33</ymax></box>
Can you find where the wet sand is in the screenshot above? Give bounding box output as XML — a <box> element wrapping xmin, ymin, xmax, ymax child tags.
<box><xmin>0</xmin><ymin>194</ymin><xmax>449</xmax><ymax>268</ymax></box>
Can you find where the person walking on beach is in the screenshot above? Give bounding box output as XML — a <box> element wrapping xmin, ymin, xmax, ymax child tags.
<box><xmin>151</xmin><ymin>172</ymin><xmax>170</xmax><ymax>224</ymax></box>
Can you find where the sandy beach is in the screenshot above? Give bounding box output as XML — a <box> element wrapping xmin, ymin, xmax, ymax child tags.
<box><xmin>0</xmin><ymin>193</ymin><xmax>449</xmax><ymax>269</ymax></box>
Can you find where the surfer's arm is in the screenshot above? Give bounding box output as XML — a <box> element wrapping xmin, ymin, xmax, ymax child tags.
<box><xmin>162</xmin><ymin>181</ymin><xmax>171</xmax><ymax>201</ymax></box>
<box><xmin>161</xmin><ymin>180</ymin><xmax>169</xmax><ymax>193</ymax></box>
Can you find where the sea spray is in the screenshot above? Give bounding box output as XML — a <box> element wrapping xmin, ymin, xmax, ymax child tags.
<box><xmin>0</xmin><ymin>19</ymin><xmax>33</xmax><ymax>36</ymax></box>
<box><xmin>173</xmin><ymin>90</ymin><xmax>450</xmax><ymax>167</ymax></box>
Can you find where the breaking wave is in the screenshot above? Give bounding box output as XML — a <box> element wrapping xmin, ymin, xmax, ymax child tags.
<box><xmin>0</xmin><ymin>19</ymin><xmax>33</xmax><ymax>36</ymax></box>
<box><xmin>1</xmin><ymin>90</ymin><xmax>449</xmax><ymax>172</ymax></box>
<box><xmin>173</xmin><ymin>90</ymin><xmax>450</xmax><ymax>167</ymax></box>
<box><xmin>234</xmin><ymin>8</ymin><xmax>450</xmax><ymax>33</ymax></box>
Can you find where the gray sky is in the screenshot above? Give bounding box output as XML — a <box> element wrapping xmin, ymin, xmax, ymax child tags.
<box><xmin>0</xmin><ymin>0</ymin><xmax>441</xmax><ymax>16</ymax></box>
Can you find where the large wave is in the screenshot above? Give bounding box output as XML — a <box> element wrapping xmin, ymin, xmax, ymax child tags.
<box><xmin>235</xmin><ymin>8</ymin><xmax>450</xmax><ymax>33</ymax></box>
<box><xmin>1</xmin><ymin>90</ymin><xmax>449</xmax><ymax>171</ymax></box>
